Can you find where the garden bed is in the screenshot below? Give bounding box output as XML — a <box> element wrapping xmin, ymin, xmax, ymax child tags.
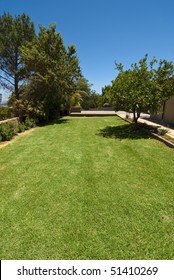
<box><xmin>138</xmin><ymin>123</ymin><xmax>174</xmax><ymax>148</ymax></box>
<box><xmin>123</xmin><ymin>117</ymin><xmax>174</xmax><ymax>148</ymax></box>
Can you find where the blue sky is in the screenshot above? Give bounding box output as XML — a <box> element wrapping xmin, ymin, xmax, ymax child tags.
<box><xmin>1</xmin><ymin>0</ymin><xmax>174</xmax><ymax>100</ymax></box>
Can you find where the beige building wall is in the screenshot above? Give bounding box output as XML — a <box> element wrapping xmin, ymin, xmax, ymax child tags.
<box><xmin>163</xmin><ymin>95</ymin><xmax>174</xmax><ymax>124</ymax></box>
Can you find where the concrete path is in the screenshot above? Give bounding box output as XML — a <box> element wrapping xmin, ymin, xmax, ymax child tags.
<box><xmin>116</xmin><ymin>111</ymin><xmax>174</xmax><ymax>139</ymax></box>
<box><xmin>70</xmin><ymin>110</ymin><xmax>117</xmax><ymax>116</ymax></box>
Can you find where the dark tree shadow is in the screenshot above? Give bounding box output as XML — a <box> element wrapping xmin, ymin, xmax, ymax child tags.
<box><xmin>52</xmin><ymin>118</ymin><xmax>70</xmax><ymax>125</ymax></box>
<box><xmin>38</xmin><ymin>117</ymin><xmax>70</xmax><ymax>127</ymax></box>
<box><xmin>98</xmin><ymin>124</ymin><xmax>152</xmax><ymax>140</ymax></box>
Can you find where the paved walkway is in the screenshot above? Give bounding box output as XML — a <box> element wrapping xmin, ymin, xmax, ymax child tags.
<box><xmin>116</xmin><ymin>111</ymin><xmax>174</xmax><ymax>139</ymax></box>
<box><xmin>70</xmin><ymin>110</ymin><xmax>117</xmax><ymax>116</ymax></box>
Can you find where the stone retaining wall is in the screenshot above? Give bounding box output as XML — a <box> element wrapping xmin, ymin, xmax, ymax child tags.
<box><xmin>0</xmin><ymin>117</ymin><xmax>19</xmax><ymax>124</ymax></box>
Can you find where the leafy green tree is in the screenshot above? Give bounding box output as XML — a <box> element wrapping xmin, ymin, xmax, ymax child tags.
<box><xmin>0</xmin><ymin>12</ymin><xmax>35</xmax><ymax>99</ymax></box>
<box><xmin>111</xmin><ymin>54</ymin><xmax>174</xmax><ymax>123</ymax></box>
<box><xmin>88</xmin><ymin>91</ymin><xmax>101</xmax><ymax>109</ymax></box>
<box><xmin>21</xmin><ymin>24</ymin><xmax>81</xmax><ymax>120</ymax></box>
<box><xmin>71</xmin><ymin>77</ymin><xmax>94</xmax><ymax>109</ymax></box>
<box><xmin>81</xmin><ymin>90</ymin><xmax>101</xmax><ymax>110</ymax></box>
<box><xmin>76</xmin><ymin>77</ymin><xmax>92</xmax><ymax>94</ymax></box>
<box><xmin>100</xmin><ymin>85</ymin><xmax>112</xmax><ymax>107</ymax></box>
<box><xmin>72</xmin><ymin>77</ymin><xmax>102</xmax><ymax>110</ymax></box>
<box><xmin>70</xmin><ymin>77</ymin><xmax>91</xmax><ymax>108</ymax></box>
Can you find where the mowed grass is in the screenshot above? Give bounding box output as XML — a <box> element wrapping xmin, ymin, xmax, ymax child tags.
<box><xmin>0</xmin><ymin>116</ymin><xmax>174</xmax><ymax>259</ymax></box>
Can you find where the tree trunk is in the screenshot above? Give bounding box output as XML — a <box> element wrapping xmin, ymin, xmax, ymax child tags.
<box><xmin>14</xmin><ymin>75</ymin><xmax>19</xmax><ymax>100</ymax></box>
<box><xmin>133</xmin><ymin>109</ymin><xmax>137</xmax><ymax>124</ymax></box>
<box><xmin>162</xmin><ymin>101</ymin><xmax>166</xmax><ymax>121</ymax></box>
<box><xmin>14</xmin><ymin>49</ymin><xmax>19</xmax><ymax>100</ymax></box>
<box><xmin>137</xmin><ymin>111</ymin><xmax>141</xmax><ymax>120</ymax></box>
<box><xmin>133</xmin><ymin>109</ymin><xmax>141</xmax><ymax>124</ymax></box>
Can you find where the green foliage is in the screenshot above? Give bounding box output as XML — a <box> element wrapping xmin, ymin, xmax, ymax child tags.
<box><xmin>0</xmin><ymin>106</ymin><xmax>14</xmax><ymax>120</ymax></box>
<box><xmin>100</xmin><ymin>85</ymin><xmax>112</xmax><ymax>107</ymax></box>
<box><xmin>71</xmin><ymin>92</ymin><xmax>82</xmax><ymax>107</ymax></box>
<box><xmin>24</xmin><ymin>117</ymin><xmax>36</xmax><ymax>130</ymax></box>
<box><xmin>0</xmin><ymin>121</ymin><xmax>18</xmax><ymax>141</ymax></box>
<box><xmin>157</xmin><ymin>127</ymin><xmax>168</xmax><ymax>135</ymax></box>
<box><xmin>0</xmin><ymin>117</ymin><xmax>36</xmax><ymax>142</ymax></box>
<box><xmin>110</xmin><ymin>54</ymin><xmax>174</xmax><ymax>123</ymax></box>
<box><xmin>21</xmin><ymin>24</ymin><xmax>81</xmax><ymax>120</ymax></box>
<box><xmin>18</xmin><ymin>122</ymin><xmax>25</xmax><ymax>133</ymax></box>
<box><xmin>12</xmin><ymin>98</ymin><xmax>45</xmax><ymax>123</ymax></box>
<box><xmin>75</xmin><ymin>77</ymin><xmax>92</xmax><ymax>94</ymax></box>
<box><xmin>80</xmin><ymin>90</ymin><xmax>101</xmax><ymax>110</ymax></box>
<box><xmin>9</xmin><ymin>121</ymin><xmax>19</xmax><ymax>135</ymax></box>
<box><xmin>70</xmin><ymin>77</ymin><xmax>90</xmax><ymax>109</ymax></box>
<box><xmin>0</xmin><ymin>123</ymin><xmax>12</xmax><ymax>141</ymax></box>
<box><xmin>0</xmin><ymin>12</ymin><xmax>35</xmax><ymax>99</ymax></box>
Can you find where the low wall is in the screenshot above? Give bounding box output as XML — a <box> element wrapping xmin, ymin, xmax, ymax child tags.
<box><xmin>70</xmin><ymin>107</ymin><xmax>81</xmax><ymax>113</ymax></box>
<box><xmin>0</xmin><ymin>117</ymin><xmax>19</xmax><ymax>125</ymax></box>
<box><xmin>89</xmin><ymin>107</ymin><xmax>114</xmax><ymax>111</ymax></box>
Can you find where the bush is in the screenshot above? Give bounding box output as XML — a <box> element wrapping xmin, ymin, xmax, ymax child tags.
<box><xmin>0</xmin><ymin>118</ymin><xmax>36</xmax><ymax>143</ymax></box>
<box><xmin>0</xmin><ymin>123</ymin><xmax>15</xmax><ymax>141</ymax></box>
<box><xmin>24</xmin><ymin>117</ymin><xmax>36</xmax><ymax>130</ymax></box>
<box><xmin>0</xmin><ymin>121</ymin><xmax>20</xmax><ymax>141</ymax></box>
<box><xmin>0</xmin><ymin>107</ymin><xmax>14</xmax><ymax>120</ymax></box>
<box><xmin>157</xmin><ymin>128</ymin><xmax>168</xmax><ymax>135</ymax></box>
<box><xmin>8</xmin><ymin>121</ymin><xmax>19</xmax><ymax>135</ymax></box>
<box><xmin>18</xmin><ymin>123</ymin><xmax>26</xmax><ymax>133</ymax></box>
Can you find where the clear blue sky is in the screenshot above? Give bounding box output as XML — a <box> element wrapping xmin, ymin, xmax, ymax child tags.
<box><xmin>1</xmin><ymin>0</ymin><xmax>174</xmax><ymax>100</ymax></box>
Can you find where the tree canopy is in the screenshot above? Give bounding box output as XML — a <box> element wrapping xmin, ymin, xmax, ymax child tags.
<box><xmin>20</xmin><ymin>24</ymin><xmax>81</xmax><ymax>120</ymax></box>
<box><xmin>1</xmin><ymin>12</ymin><xmax>174</xmax><ymax>124</ymax></box>
<box><xmin>110</xmin><ymin>54</ymin><xmax>174</xmax><ymax>123</ymax></box>
<box><xmin>0</xmin><ymin>12</ymin><xmax>35</xmax><ymax>99</ymax></box>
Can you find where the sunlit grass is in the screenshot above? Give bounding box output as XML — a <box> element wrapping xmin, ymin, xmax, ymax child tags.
<box><xmin>0</xmin><ymin>116</ymin><xmax>174</xmax><ymax>259</ymax></box>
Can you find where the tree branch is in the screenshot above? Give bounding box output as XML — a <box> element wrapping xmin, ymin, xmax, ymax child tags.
<box><xmin>0</xmin><ymin>75</ymin><xmax>14</xmax><ymax>86</ymax></box>
<box><xmin>0</xmin><ymin>67</ymin><xmax>15</xmax><ymax>79</ymax></box>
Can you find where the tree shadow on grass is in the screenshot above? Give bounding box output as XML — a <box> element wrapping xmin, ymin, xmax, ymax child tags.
<box><xmin>39</xmin><ymin>117</ymin><xmax>70</xmax><ymax>127</ymax></box>
<box><xmin>53</xmin><ymin>118</ymin><xmax>70</xmax><ymax>125</ymax></box>
<box><xmin>98</xmin><ymin>124</ymin><xmax>152</xmax><ymax>140</ymax></box>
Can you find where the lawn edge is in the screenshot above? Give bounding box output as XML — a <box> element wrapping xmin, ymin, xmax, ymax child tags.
<box><xmin>116</xmin><ymin>113</ymin><xmax>174</xmax><ymax>148</ymax></box>
<box><xmin>0</xmin><ymin>127</ymin><xmax>36</xmax><ymax>149</ymax></box>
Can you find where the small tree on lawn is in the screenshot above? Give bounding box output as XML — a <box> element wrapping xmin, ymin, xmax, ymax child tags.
<box><xmin>110</xmin><ymin>54</ymin><xmax>174</xmax><ymax>123</ymax></box>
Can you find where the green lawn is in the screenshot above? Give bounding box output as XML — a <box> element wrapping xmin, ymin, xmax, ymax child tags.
<box><xmin>0</xmin><ymin>116</ymin><xmax>174</xmax><ymax>259</ymax></box>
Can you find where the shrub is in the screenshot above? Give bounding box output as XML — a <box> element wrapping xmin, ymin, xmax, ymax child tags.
<box><xmin>9</xmin><ymin>121</ymin><xmax>19</xmax><ymax>135</ymax></box>
<box><xmin>0</xmin><ymin>107</ymin><xmax>14</xmax><ymax>120</ymax></box>
<box><xmin>0</xmin><ymin>118</ymin><xmax>36</xmax><ymax>142</ymax></box>
<box><xmin>12</xmin><ymin>99</ymin><xmax>46</xmax><ymax>123</ymax></box>
<box><xmin>24</xmin><ymin>117</ymin><xmax>36</xmax><ymax>130</ymax></box>
<box><xmin>18</xmin><ymin>123</ymin><xmax>26</xmax><ymax>133</ymax></box>
<box><xmin>0</xmin><ymin>123</ymin><xmax>15</xmax><ymax>141</ymax></box>
<box><xmin>157</xmin><ymin>128</ymin><xmax>168</xmax><ymax>135</ymax></box>
<box><xmin>0</xmin><ymin>121</ymin><xmax>20</xmax><ymax>141</ymax></box>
